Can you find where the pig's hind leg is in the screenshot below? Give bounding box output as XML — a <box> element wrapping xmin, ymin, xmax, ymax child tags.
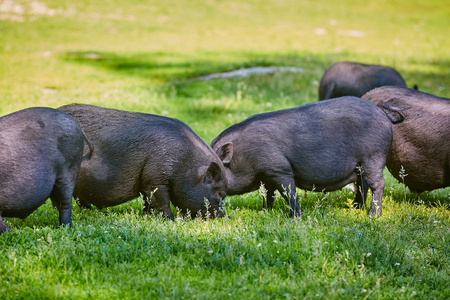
<box><xmin>49</xmin><ymin>177</ymin><xmax>75</xmax><ymax>227</ymax></box>
<box><xmin>358</xmin><ymin>159</ymin><xmax>386</xmax><ymax>216</ymax></box>
<box><xmin>272</xmin><ymin>177</ymin><xmax>302</xmax><ymax>217</ymax></box>
<box><xmin>354</xmin><ymin>168</ymin><xmax>369</xmax><ymax>209</ymax></box>
<box><xmin>0</xmin><ymin>215</ymin><xmax>12</xmax><ymax>233</ymax></box>
<box><xmin>262</xmin><ymin>184</ymin><xmax>276</xmax><ymax>210</ymax></box>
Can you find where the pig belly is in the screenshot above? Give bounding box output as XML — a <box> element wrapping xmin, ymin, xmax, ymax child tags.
<box><xmin>74</xmin><ymin>184</ymin><xmax>140</xmax><ymax>208</ymax></box>
<box><xmin>294</xmin><ymin>165</ymin><xmax>358</xmax><ymax>192</ymax></box>
<box><xmin>1</xmin><ymin>193</ymin><xmax>51</xmax><ymax>218</ymax></box>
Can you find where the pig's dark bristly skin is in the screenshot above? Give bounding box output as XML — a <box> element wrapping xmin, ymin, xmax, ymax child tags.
<box><xmin>0</xmin><ymin>107</ymin><xmax>88</xmax><ymax>233</ymax></box>
<box><xmin>363</xmin><ymin>86</ymin><xmax>450</xmax><ymax>192</ymax></box>
<box><xmin>318</xmin><ymin>62</ymin><xmax>407</xmax><ymax>100</ymax></box>
<box><xmin>58</xmin><ymin>104</ymin><xmax>227</xmax><ymax>221</ymax></box>
<box><xmin>212</xmin><ymin>97</ymin><xmax>393</xmax><ymax>217</ymax></box>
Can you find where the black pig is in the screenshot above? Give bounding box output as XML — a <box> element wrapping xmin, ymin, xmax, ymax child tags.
<box><xmin>362</xmin><ymin>86</ymin><xmax>450</xmax><ymax>192</ymax></box>
<box><xmin>0</xmin><ymin>107</ymin><xmax>91</xmax><ymax>233</ymax></box>
<box><xmin>58</xmin><ymin>104</ymin><xmax>227</xmax><ymax>220</ymax></box>
<box><xmin>211</xmin><ymin>97</ymin><xmax>393</xmax><ymax>216</ymax></box>
<box><xmin>319</xmin><ymin>62</ymin><xmax>408</xmax><ymax>100</ymax></box>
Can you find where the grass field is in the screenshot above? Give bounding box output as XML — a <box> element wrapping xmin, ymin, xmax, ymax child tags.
<box><xmin>1</xmin><ymin>0</ymin><xmax>449</xmax><ymax>298</ymax></box>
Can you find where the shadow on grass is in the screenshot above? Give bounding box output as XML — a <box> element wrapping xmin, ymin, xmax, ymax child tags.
<box><xmin>63</xmin><ymin>50</ymin><xmax>315</xmax><ymax>82</ymax></box>
<box><xmin>62</xmin><ymin>50</ymin><xmax>449</xmax><ymax>94</ymax></box>
<box><xmin>388</xmin><ymin>185</ymin><xmax>450</xmax><ymax>209</ymax></box>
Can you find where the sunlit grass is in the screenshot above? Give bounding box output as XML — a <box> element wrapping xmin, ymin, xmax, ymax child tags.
<box><xmin>1</xmin><ymin>185</ymin><xmax>448</xmax><ymax>298</ymax></box>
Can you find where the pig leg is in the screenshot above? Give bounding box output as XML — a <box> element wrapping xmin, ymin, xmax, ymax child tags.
<box><xmin>263</xmin><ymin>185</ymin><xmax>276</xmax><ymax>210</ymax></box>
<box><xmin>354</xmin><ymin>176</ymin><xmax>369</xmax><ymax>209</ymax></box>
<box><xmin>361</xmin><ymin>161</ymin><xmax>385</xmax><ymax>216</ymax></box>
<box><xmin>366</xmin><ymin>176</ymin><xmax>384</xmax><ymax>216</ymax></box>
<box><xmin>142</xmin><ymin>185</ymin><xmax>174</xmax><ymax>221</ymax></box>
<box><xmin>0</xmin><ymin>215</ymin><xmax>12</xmax><ymax>233</ymax></box>
<box><xmin>274</xmin><ymin>179</ymin><xmax>302</xmax><ymax>217</ymax></box>
<box><xmin>142</xmin><ymin>188</ymin><xmax>163</xmax><ymax>215</ymax></box>
<box><xmin>49</xmin><ymin>179</ymin><xmax>74</xmax><ymax>227</ymax></box>
<box><xmin>142</xmin><ymin>193</ymin><xmax>154</xmax><ymax>215</ymax></box>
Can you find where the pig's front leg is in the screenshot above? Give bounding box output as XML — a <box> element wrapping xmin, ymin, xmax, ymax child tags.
<box><xmin>276</xmin><ymin>179</ymin><xmax>302</xmax><ymax>217</ymax></box>
<box><xmin>143</xmin><ymin>185</ymin><xmax>174</xmax><ymax>221</ymax></box>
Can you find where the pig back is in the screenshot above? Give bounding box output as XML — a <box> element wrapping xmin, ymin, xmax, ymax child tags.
<box><xmin>217</xmin><ymin>96</ymin><xmax>392</xmax><ymax>151</ymax></box>
<box><xmin>275</xmin><ymin>97</ymin><xmax>392</xmax><ymax>166</ymax></box>
<box><xmin>59</xmin><ymin>104</ymin><xmax>211</xmax><ymax>165</ymax></box>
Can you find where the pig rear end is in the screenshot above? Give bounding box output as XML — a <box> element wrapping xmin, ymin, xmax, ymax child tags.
<box><xmin>0</xmin><ymin>107</ymin><xmax>87</xmax><ymax>233</ymax></box>
<box><xmin>362</xmin><ymin>86</ymin><xmax>450</xmax><ymax>192</ymax></box>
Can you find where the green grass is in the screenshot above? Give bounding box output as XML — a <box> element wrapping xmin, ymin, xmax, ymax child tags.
<box><xmin>1</xmin><ymin>0</ymin><xmax>449</xmax><ymax>298</ymax></box>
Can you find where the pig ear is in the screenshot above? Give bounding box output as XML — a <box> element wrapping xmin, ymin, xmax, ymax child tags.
<box><xmin>216</xmin><ymin>142</ymin><xmax>233</xmax><ymax>165</ymax></box>
<box><xmin>203</xmin><ymin>161</ymin><xmax>222</xmax><ymax>184</ymax></box>
<box><xmin>380</xmin><ymin>104</ymin><xmax>406</xmax><ymax>124</ymax></box>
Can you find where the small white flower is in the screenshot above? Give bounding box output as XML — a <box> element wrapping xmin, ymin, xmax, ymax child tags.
<box><xmin>395</xmin><ymin>262</ymin><xmax>400</xmax><ymax>266</ymax></box>
<box><xmin>257</xmin><ymin>243</ymin><xmax>262</xmax><ymax>247</ymax></box>
<box><xmin>367</xmin><ymin>252</ymin><xmax>372</xmax><ymax>257</ymax></box>
<box><xmin>273</xmin><ymin>240</ymin><xmax>278</xmax><ymax>243</ymax></box>
<box><xmin>207</xmin><ymin>250</ymin><xmax>213</xmax><ymax>254</ymax></box>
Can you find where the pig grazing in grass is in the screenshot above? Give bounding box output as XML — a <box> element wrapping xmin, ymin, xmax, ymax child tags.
<box><xmin>318</xmin><ymin>62</ymin><xmax>408</xmax><ymax>100</ymax></box>
<box><xmin>211</xmin><ymin>97</ymin><xmax>393</xmax><ymax>216</ymax></box>
<box><xmin>0</xmin><ymin>107</ymin><xmax>91</xmax><ymax>233</ymax></box>
<box><xmin>363</xmin><ymin>86</ymin><xmax>450</xmax><ymax>192</ymax></box>
<box><xmin>58</xmin><ymin>104</ymin><xmax>227</xmax><ymax>220</ymax></box>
